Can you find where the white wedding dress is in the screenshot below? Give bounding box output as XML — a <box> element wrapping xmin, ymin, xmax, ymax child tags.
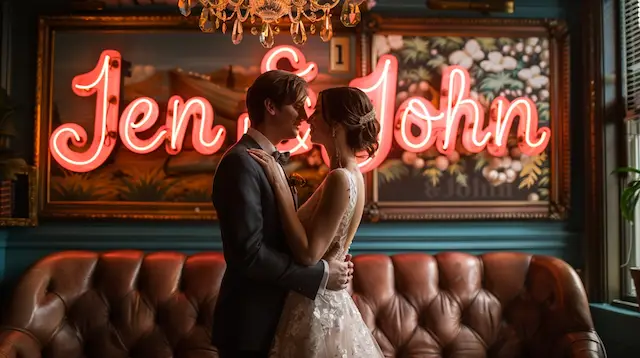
<box><xmin>269</xmin><ymin>168</ymin><xmax>385</xmax><ymax>358</ymax></box>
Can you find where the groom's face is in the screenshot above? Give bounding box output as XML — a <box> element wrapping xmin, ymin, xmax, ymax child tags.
<box><xmin>268</xmin><ymin>93</ymin><xmax>308</xmax><ymax>141</ymax></box>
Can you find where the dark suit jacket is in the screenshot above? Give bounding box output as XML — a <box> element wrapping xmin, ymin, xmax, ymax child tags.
<box><xmin>211</xmin><ymin>134</ymin><xmax>325</xmax><ymax>352</ymax></box>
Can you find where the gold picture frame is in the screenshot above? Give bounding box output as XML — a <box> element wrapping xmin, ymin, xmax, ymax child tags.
<box><xmin>34</xmin><ymin>15</ymin><xmax>363</xmax><ymax>220</ymax></box>
<box><xmin>362</xmin><ymin>16</ymin><xmax>571</xmax><ymax>221</ymax></box>
<box><xmin>0</xmin><ymin>166</ymin><xmax>38</xmax><ymax>227</ymax></box>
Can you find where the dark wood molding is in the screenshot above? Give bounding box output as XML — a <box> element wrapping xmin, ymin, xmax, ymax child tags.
<box><xmin>0</xmin><ymin>1</ymin><xmax>11</xmax><ymax>92</ymax></box>
<box><xmin>582</xmin><ymin>0</ymin><xmax>608</xmax><ymax>302</ymax></box>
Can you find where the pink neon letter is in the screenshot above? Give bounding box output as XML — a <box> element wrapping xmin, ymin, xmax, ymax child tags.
<box><xmin>395</xmin><ymin>66</ymin><xmax>490</xmax><ymax>155</ymax></box>
<box><xmin>237</xmin><ymin>113</ymin><xmax>251</xmax><ymax>142</ymax></box>
<box><xmin>394</xmin><ymin>65</ymin><xmax>550</xmax><ymax>157</ymax></box>
<box><xmin>49</xmin><ymin>50</ymin><xmax>122</xmax><ymax>172</ymax></box>
<box><xmin>347</xmin><ymin>54</ymin><xmax>398</xmax><ymax>173</ymax></box>
<box><xmin>486</xmin><ymin>96</ymin><xmax>550</xmax><ymax>157</ymax></box>
<box><xmin>394</xmin><ymin>97</ymin><xmax>442</xmax><ymax>153</ymax></box>
<box><xmin>166</xmin><ymin>96</ymin><xmax>226</xmax><ymax>155</ymax></box>
<box><xmin>119</xmin><ymin>97</ymin><xmax>166</xmax><ymax>154</ymax></box>
<box><xmin>260</xmin><ymin>45</ymin><xmax>318</xmax><ymax>82</ymax></box>
<box><xmin>236</xmin><ymin>45</ymin><xmax>316</xmax><ymax>155</ymax></box>
<box><xmin>437</xmin><ymin>66</ymin><xmax>490</xmax><ymax>154</ymax></box>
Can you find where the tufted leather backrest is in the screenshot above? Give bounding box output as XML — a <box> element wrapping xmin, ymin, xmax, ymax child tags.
<box><xmin>351</xmin><ymin>252</ymin><xmax>597</xmax><ymax>357</ymax></box>
<box><xmin>0</xmin><ymin>251</ymin><xmax>602</xmax><ymax>358</ymax></box>
<box><xmin>1</xmin><ymin>251</ymin><xmax>224</xmax><ymax>358</ymax></box>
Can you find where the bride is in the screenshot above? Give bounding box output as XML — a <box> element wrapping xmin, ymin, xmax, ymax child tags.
<box><xmin>248</xmin><ymin>86</ymin><xmax>385</xmax><ymax>357</ymax></box>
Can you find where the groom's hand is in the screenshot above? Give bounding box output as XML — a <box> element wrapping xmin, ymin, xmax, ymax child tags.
<box><xmin>345</xmin><ymin>254</ymin><xmax>354</xmax><ymax>280</ymax></box>
<box><xmin>326</xmin><ymin>259</ymin><xmax>351</xmax><ymax>291</ymax></box>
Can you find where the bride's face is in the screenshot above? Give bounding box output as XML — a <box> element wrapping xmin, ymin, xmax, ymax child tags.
<box><xmin>309</xmin><ymin>93</ymin><xmax>332</xmax><ymax>147</ymax></box>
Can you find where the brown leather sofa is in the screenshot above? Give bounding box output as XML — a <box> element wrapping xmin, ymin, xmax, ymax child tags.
<box><xmin>0</xmin><ymin>250</ymin><xmax>605</xmax><ymax>358</ymax></box>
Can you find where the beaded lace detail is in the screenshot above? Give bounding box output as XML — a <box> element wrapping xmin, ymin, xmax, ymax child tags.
<box><xmin>269</xmin><ymin>169</ymin><xmax>384</xmax><ymax>358</ymax></box>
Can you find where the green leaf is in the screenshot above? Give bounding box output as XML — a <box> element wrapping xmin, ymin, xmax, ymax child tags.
<box><xmin>474</xmin><ymin>155</ymin><xmax>487</xmax><ymax>171</ymax></box>
<box><xmin>613</xmin><ymin>167</ymin><xmax>640</xmax><ymax>176</ymax></box>
<box><xmin>400</xmin><ymin>37</ymin><xmax>431</xmax><ymax>64</ymax></box>
<box><xmin>496</xmin><ymin>38</ymin><xmax>516</xmax><ymax>48</ymax></box>
<box><xmin>430</xmin><ymin>37</ymin><xmax>464</xmax><ymax>53</ymax></box>
<box><xmin>479</xmin><ymin>72</ymin><xmax>524</xmax><ymax>94</ymax></box>
<box><xmin>404</xmin><ymin>37</ymin><xmax>430</xmax><ymax>53</ymax></box>
<box><xmin>455</xmin><ymin>173</ymin><xmax>468</xmax><ymax>187</ymax></box>
<box><xmin>616</xmin><ymin>167</ymin><xmax>640</xmax><ymax>222</ymax></box>
<box><xmin>536</xmin><ymin>102</ymin><xmax>550</xmax><ymax>123</ymax></box>
<box><xmin>475</xmin><ymin>38</ymin><xmax>498</xmax><ymax>52</ymax></box>
<box><xmin>426</xmin><ymin>55</ymin><xmax>446</xmax><ymax>70</ymax></box>
<box><xmin>538</xmin><ymin>188</ymin><xmax>550</xmax><ymax>199</ymax></box>
<box><xmin>377</xmin><ymin>159</ymin><xmax>409</xmax><ymax>184</ymax></box>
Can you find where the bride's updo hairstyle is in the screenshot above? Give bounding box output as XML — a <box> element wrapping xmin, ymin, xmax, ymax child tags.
<box><xmin>320</xmin><ymin>87</ymin><xmax>380</xmax><ymax>158</ymax></box>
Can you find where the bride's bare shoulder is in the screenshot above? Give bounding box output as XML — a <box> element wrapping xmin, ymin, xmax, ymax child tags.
<box><xmin>322</xmin><ymin>169</ymin><xmax>351</xmax><ymax>195</ymax></box>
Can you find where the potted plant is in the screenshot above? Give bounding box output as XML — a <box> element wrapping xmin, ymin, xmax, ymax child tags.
<box><xmin>615</xmin><ymin>166</ymin><xmax>640</xmax><ymax>304</ymax></box>
<box><xmin>0</xmin><ymin>87</ymin><xmax>27</xmax><ymax>217</ymax></box>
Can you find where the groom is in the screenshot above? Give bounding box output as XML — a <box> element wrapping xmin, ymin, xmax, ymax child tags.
<box><xmin>211</xmin><ymin>70</ymin><xmax>354</xmax><ymax>358</ymax></box>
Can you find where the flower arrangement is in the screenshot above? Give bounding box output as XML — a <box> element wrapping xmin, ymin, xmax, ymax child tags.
<box><xmin>288</xmin><ymin>172</ymin><xmax>308</xmax><ymax>189</ymax></box>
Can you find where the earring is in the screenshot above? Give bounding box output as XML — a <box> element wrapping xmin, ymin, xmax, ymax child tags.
<box><xmin>332</xmin><ymin>127</ymin><xmax>342</xmax><ymax>168</ymax></box>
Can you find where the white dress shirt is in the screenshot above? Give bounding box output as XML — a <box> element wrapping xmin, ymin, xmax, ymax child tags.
<box><xmin>246</xmin><ymin>128</ymin><xmax>330</xmax><ymax>295</ymax></box>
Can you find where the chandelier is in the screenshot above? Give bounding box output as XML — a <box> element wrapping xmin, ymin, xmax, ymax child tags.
<box><xmin>177</xmin><ymin>0</ymin><xmax>364</xmax><ymax>48</ymax></box>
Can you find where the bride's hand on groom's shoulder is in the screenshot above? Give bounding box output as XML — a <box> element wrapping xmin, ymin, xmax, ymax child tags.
<box><xmin>247</xmin><ymin>149</ymin><xmax>287</xmax><ymax>188</ymax></box>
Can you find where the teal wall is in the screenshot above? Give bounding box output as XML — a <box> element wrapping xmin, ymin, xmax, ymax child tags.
<box><xmin>0</xmin><ymin>0</ymin><xmax>580</xmax><ymax>288</ymax></box>
<box><xmin>591</xmin><ymin>304</ymin><xmax>640</xmax><ymax>357</ymax></box>
<box><xmin>0</xmin><ymin>0</ymin><xmax>581</xmax><ymax>289</ymax></box>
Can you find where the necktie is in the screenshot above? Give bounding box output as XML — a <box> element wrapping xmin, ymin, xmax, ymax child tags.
<box><xmin>272</xmin><ymin>151</ymin><xmax>291</xmax><ymax>165</ymax></box>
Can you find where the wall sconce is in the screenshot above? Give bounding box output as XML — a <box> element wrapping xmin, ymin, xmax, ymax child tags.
<box><xmin>426</xmin><ymin>0</ymin><xmax>515</xmax><ymax>14</ymax></box>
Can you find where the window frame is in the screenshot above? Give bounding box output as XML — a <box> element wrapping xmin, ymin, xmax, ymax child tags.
<box><xmin>611</xmin><ymin>0</ymin><xmax>639</xmax><ymax>308</ymax></box>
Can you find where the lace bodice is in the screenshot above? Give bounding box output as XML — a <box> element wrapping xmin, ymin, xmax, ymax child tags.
<box><xmin>298</xmin><ymin>168</ymin><xmax>357</xmax><ymax>262</ymax></box>
<box><xmin>270</xmin><ymin>168</ymin><xmax>384</xmax><ymax>358</ymax></box>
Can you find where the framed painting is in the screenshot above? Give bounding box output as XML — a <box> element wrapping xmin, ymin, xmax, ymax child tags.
<box><xmin>34</xmin><ymin>15</ymin><xmax>362</xmax><ymax>220</ymax></box>
<box><xmin>0</xmin><ymin>166</ymin><xmax>38</xmax><ymax>226</ymax></box>
<box><xmin>363</xmin><ymin>17</ymin><xmax>571</xmax><ymax>221</ymax></box>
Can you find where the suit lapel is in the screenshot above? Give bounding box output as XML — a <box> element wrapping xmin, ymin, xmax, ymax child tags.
<box><xmin>276</xmin><ymin>162</ymin><xmax>298</xmax><ymax>210</ymax></box>
<box><xmin>238</xmin><ymin>133</ymin><xmax>260</xmax><ymax>149</ymax></box>
<box><xmin>241</xmin><ymin>133</ymin><xmax>298</xmax><ymax>209</ymax></box>
<box><xmin>292</xmin><ymin>186</ymin><xmax>299</xmax><ymax>210</ymax></box>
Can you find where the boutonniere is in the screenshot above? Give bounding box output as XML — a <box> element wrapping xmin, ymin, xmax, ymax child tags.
<box><xmin>287</xmin><ymin>173</ymin><xmax>307</xmax><ymax>188</ymax></box>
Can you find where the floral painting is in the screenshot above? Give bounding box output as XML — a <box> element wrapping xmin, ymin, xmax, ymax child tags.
<box><xmin>372</xmin><ymin>34</ymin><xmax>552</xmax><ymax>203</ymax></box>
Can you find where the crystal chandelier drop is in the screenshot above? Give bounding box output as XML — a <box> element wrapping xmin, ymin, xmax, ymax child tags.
<box><xmin>177</xmin><ymin>0</ymin><xmax>364</xmax><ymax>48</ymax></box>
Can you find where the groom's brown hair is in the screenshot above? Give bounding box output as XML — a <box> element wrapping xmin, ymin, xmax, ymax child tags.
<box><xmin>245</xmin><ymin>70</ymin><xmax>308</xmax><ymax>127</ymax></box>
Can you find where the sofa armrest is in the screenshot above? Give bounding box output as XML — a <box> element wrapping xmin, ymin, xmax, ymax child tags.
<box><xmin>0</xmin><ymin>328</ymin><xmax>41</xmax><ymax>358</ymax></box>
<box><xmin>560</xmin><ymin>331</ymin><xmax>607</xmax><ymax>358</ymax></box>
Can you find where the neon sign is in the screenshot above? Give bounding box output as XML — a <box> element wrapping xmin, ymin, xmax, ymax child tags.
<box><xmin>394</xmin><ymin>66</ymin><xmax>549</xmax><ymax>158</ymax></box>
<box><xmin>236</xmin><ymin>46</ymin><xmax>318</xmax><ymax>155</ymax></box>
<box><xmin>49</xmin><ymin>46</ymin><xmax>550</xmax><ymax>174</ymax></box>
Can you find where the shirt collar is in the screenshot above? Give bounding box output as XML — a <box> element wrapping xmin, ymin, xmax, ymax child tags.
<box><xmin>247</xmin><ymin>128</ymin><xmax>278</xmax><ymax>153</ymax></box>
